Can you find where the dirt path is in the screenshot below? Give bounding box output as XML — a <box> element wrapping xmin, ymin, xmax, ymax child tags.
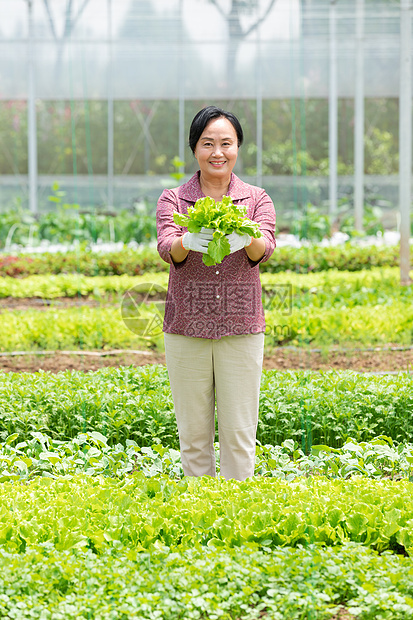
<box><xmin>0</xmin><ymin>347</ymin><xmax>412</xmax><ymax>374</ymax></box>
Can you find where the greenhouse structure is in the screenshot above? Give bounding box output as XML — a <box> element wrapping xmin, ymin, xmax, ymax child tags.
<box><xmin>0</xmin><ymin>0</ymin><xmax>412</xmax><ymax>273</ymax></box>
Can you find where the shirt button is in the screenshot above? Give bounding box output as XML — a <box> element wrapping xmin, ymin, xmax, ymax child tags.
<box><xmin>216</xmin><ymin>295</ymin><xmax>220</xmax><ymax>299</ymax></box>
<box><xmin>215</xmin><ymin>270</ymin><xmax>219</xmax><ymax>274</ymax></box>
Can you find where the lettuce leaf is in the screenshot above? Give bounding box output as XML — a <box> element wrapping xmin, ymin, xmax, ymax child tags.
<box><xmin>207</xmin><ymin>234</ymin><xmax>231</xmax><ymax>265</ymax></box>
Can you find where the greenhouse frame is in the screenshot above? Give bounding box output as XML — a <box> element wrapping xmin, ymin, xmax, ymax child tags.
<box><xmin>0</xmin><ymin>0</ymin><xmax>412</xmax><ymax>271</ymax></box>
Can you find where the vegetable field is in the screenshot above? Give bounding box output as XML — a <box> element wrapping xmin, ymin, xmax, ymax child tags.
<box><xmin>0</xmin><ymin>244</ymin><xmax>412</xmax><ymax>618</ymax></box>
<box><xmin>1</xmin><ymin>265</ymin><xmax>413</xmax><ymax>353</ymax></box>
<box><xmin>1</xmin><ymin>367</ymin><xmax>413</xmax><ymax>618</ymax></box>
<box><xmin>1</xmin><ymin>366</ymin><xmax>413</xmax><ymax>449</ymax></box>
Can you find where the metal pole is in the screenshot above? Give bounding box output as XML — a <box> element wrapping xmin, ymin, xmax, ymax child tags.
<box><xmin>178</xmin><ymin>0</ymin><xmax>185</xmax><ymax>177</ymax></box>
<box><xmin>256</xmin><ymin>90</ymin><xmax>263</xmax><ymax>189</ymax></box>
<box><xmin>354</xmin><ymin>0</ymin><xmax>364</xmax><ymax>231</ymax></box>
<box><xmin>179</xmin><ymin>97</ymin><xmax>185</xmax><ymax>168</ymax></box>
<box><xmin>256</xmin><ymin>19</ymin><xmax>262</xmax><ymax>189</ymax></box>
<box><xmin>27</xmin><ymin>0</ymin><xmax>38</xmax><ymax>214</ymax></box>
<box><xmin>329</xmin><ymin>0</ymin><xmax>338</xmax><ymax>220</ymax></box>
<box><xmin>107</xmin><ymin>0</ymin><xmax>114</xmax><ymax>208</ymax></box>
<box><xmin>399</xmin><ymin>0</ymin><xmax>412</xmax><ymax>286</ymax></box>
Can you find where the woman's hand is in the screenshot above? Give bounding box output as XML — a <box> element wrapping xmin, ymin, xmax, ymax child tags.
<box><xmin>182</xmin><ymin>227</ymin><xmax>214</xmax><ymax>252</ymax></box>
<box><xmin>225</xmin><ymin>231</ymin><xmax>252</xmax><ymax>253</ymax></box>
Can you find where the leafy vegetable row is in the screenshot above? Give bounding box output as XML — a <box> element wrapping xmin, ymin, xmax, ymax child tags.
<box><xmin>1</xmin><ymin>367</ymin><xmax>413</xmax><ymax>448</ymax></box>
<box><xmin>0</xmin><ymin>202</ymin><xmax>157</xmax><ymax>249</ymax></box>
<box><xmin>1</xmin><ymin>431</ymin><xmax>412</xmax><ymax>483</ymax></box>
<box><xmin>0</xmin><ymin>296</ymin><xmax>411</xmax><ymax>350</ymax></box>
<box><xmin>0</xmin><ymin>242</ymin><xmax>402</xmax><ymax>278</ymax></box>
<box><xmin>265</xmin><ymin>297</ymin><xmax>413</xmax><ymax>346</ymax></box>
<box><xmin>1</xmin><ymin>543</ymin><xmax>412</xmax><ymax>619</ymax></box>
<box><xmin>0</xmin><ymin>305</ymin><xmax>163</xmax><ymax>352</ymax></box>
<box><xmin>1</xmin><ymin>474</ymin><xmax>413</xmax><ymax>554</ymax></box>
<box><xmin>0</xmin><ymin>267</ymin><xmax>410</xmax><ymax>307</ymax></box>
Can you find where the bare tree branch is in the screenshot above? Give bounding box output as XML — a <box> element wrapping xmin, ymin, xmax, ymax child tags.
<box><xmin>70</xmin><ymin>0</ymin><xmax>94</xmax><ymax>35</ymax></box>
<box><xmin>208</xmin><ymin>0</ymin><xmax>279</xmax><ymax>40</ymax></box>
<box><xmin>43</xmin><ymin>0</ymin><xmax>57</xmax><ymax>39</ymax></box>
<box><xmin>208</xmin><ymin>0</ymin><xmax>228</xmax><ymax>20</ymax></box>
<box><xmin>63</xmin><ymin>0</ymin><xmax>74</xmax><ymax>39</ymax></box>
<box><xmin>243</xmin><ymin>0</ymin><xmax>278</xmax><ymax>38</ymax></box>
<box><xmin>228</xmin><ymin>0</ymin><xmax>243</xmax><ymax>38</ymax></box>
<box><xmin>43</xmin><ymin>0</ymin><xmax>92</xmax><ymax>41</ymax></box>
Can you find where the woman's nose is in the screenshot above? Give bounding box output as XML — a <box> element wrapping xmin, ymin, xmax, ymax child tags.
<box><xmin>212</xmin><ymin>145</ymin><xmax>223</xmax><ymax>156</ymax></box>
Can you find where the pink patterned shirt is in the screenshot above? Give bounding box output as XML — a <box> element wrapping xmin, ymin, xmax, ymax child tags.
<box><xmin>156</xmin><ymin>172</ymin><xmax>276</xmax><ymax>339</ymax></box>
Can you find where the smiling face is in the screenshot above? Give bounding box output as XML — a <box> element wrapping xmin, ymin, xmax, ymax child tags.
<box><xmin>194</xmin><ymin>117</ymin><xmax>239</xmax><ymax>186</ymax></box>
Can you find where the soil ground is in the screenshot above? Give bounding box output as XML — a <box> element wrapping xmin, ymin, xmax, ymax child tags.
<box><xmin>0</xmin><ymin>347</ymin><xmax>412</xmax><ymax>374</ymax></box>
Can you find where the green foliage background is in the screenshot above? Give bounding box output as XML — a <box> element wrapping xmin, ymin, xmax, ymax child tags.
<box><xmin>0</xmin><ymin>98</ymin><xmax>400</xmax><ymax>178</ymax></box>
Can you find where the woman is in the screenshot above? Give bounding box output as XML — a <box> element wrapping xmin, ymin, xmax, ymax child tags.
<box><xmin>156</xmin><ymin>105</ymin><xmax>276</xmax><ymax>481</ymax></box>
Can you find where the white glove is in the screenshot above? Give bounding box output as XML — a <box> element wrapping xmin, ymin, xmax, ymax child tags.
<box><xmin>225</xmin><ymin>231</ymin><xmax>252</xmax><ymax>254</ymax></box>
<box><xmin>181</xmin><ymin>227</ymin><xmax>214</xmax><ymax>253</ymax></box>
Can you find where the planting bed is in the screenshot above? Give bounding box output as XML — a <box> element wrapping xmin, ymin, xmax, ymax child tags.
<box><xmin>0</xmin><ymin>266</ymin><xmax>412</xmax><ymax>364</ymax></box>
<box><xmin>1</xmin><ymin>366</ymin><xmax>413</xmax><ymax>451</ymax></box>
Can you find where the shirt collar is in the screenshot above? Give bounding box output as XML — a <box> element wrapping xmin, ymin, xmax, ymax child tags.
<box><xmin>178</xmin><ymin>171</ymin><xmax>252</xmax><ymax>203</ymax></box>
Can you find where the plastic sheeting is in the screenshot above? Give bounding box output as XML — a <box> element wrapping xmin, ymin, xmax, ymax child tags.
<box><xmin>0</xmin><ymin>0</ymin><xmax>407</xmax><ymax>100</ymax></box>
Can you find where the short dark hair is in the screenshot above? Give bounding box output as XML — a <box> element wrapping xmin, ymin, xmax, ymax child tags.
<box><xmin>188</xmin><ymin>106</ymin><xmax>244</xmax><ymax>153</ymax></box>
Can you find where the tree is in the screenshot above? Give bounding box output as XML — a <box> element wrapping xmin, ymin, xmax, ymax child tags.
<box><xmin>41</xmin><ymin>0</ymin><xmax>93</xmax><ymax>76</ymax></box>
<box><xmin>42</xmin><ymin>0</ymin><xmax>92</xmax><ymax>40</ymax></box>
<box><xmin>205</xmin><ymin>0</ymin><xmax>278</xmax><ymax>87</ymax></box>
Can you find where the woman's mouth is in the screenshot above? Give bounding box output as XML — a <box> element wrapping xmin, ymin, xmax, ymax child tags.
<box><xmin>210</xmin><ymin>160</ymin><xmax>226</xmax><ymax>167</ymax></box>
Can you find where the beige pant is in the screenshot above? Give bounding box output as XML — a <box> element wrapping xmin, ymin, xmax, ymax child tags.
<box><xmin>164</xmin><ymin>332</ymin><xmax>265</xmax><ymax>481</ymax></box>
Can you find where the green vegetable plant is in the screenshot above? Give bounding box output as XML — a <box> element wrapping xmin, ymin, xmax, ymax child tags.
<box><xmin>286</xmin><ymin>203</ymin><xmax>331</xmax><ymax>241</ymax></box>
<box><xmin>1</xmin><ymin>473</ymin><xmax>413</xmax><ymax>555</ymax></box>
<box><xmin>3</xmin><ymin>367</ymin><xmax>413</xmax><ymax>453</ymax></box>
<box><xmin>0</xmin><ymin>431</ymin><xmax>184</xmax><ymax>482</ymax></box>
<box><xmin>5</xmin><ymin>294</ymin><xmax>413</xmax><ymax>353</ymax></box>
<box><xmin>255</xmin><ymin>436</ymin><xmax>413</xmax><ymax>481</ymax></box>
<box><xmin>1</xmin><ymin>431</ymin><xmax>413</xmax><ymax>484</ymax></box>
<box><xmin>173</xmin><ymin>195</ymin><xmax>262</xmax><ymax>265</ymax></box>
<box><xmin>0</xmin><ymin>243</ymin><xmax>404</xmax><ymax>278</ymax></box>
<box><xmin>0</xmin><ymin>183</ymin><xmax>158</xmax><ymax>249</ymax></box>
<box><xmin>0</xmin><ymin>543</ymin><xmax>413</xmax><ymax>619</ymax></box>
<box><xmin>169</xmin><ymin>156</ymin><xmax>185</xmax><ymax>182</ymax></box>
